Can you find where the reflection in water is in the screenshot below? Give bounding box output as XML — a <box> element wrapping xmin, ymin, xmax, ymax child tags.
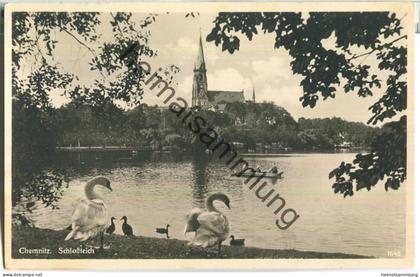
<box><xmin>279</xmin><ymin>229</ymin><xmax>296</xmax><ymax>250</ymax></box>
<box><xmin>16</xmin><ymin>152</ymin><xmax>406</xmax><ymax>257</ymax></box>
<box><xmin>191</xmin><ymin>154</ymin><xmax>209</xmax><ymax>206</ymax></box>
<box><xmin>269</xmin><ymin>177</ymin><xmax>278</xmax><ymax>185</ymax></box>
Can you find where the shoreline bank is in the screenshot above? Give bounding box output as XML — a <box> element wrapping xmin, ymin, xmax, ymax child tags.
<box><xmin>55</xmin><ymin>146</ymin><xmax>367</xmax><ymax>155</ymax></box>
<box><xmin>12</xmin><ymin>226</ymin><xmax>370</xmax><ymax>259</ymax></box>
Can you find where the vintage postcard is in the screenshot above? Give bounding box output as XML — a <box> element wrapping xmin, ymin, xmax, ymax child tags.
<box><xmin>3</xmin><ymin>2</ymin><xmax>415</xmax><ymax>270</ymax></box>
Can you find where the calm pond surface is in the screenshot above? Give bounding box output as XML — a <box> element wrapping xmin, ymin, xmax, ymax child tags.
<box><xmin>22</xmin><ymin>152</ymin><xmax>405</xmax><ymax>258</ymax></box>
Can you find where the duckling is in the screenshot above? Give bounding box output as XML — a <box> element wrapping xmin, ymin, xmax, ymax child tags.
<box><xmin>229</xmin><ymin>235</ymin><xmax>245</xmax><ymax>246</ymax></box>
<box><xmin>120</xmin><ymin>216</ymin><xmax>133</xmax><ymax>236</ymax></box>
<box><xmin>106</xmin><ymin>217</ymin><xmax>116</xmax><ymax>234</ymax></box>
<box><xmin>156</xmin><ymin>224</ymin><xmax>170</xmax><ymax>238</ymax></box>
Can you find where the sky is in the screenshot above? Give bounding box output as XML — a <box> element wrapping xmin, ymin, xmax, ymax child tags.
<box><xmin>142</xmin><ymin>12</ymin><xmax>383</xmax><ymax>124</ymax></box>
<box><xmin>18</xmin><ymin>11</ymin><xmax>408</xmax><ymax>124</ymax></box>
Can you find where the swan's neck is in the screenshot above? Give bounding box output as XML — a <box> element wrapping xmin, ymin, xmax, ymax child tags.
<box><xmin>85</xmin><ymin>182</ymin><xmax>100</xmax><ymax>200</ymax></box>
<box><xmin>205</xmin><ymin>195</ymin><xmax>219</xmax><ymax>213</ymax></box>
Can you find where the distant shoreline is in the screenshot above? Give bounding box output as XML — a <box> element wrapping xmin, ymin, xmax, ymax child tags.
<box><xmin>55</xmin><ymin>146</ymin><xmax>368</xmax><ymax>155</ymax></box>
<box><xmin>12</xmin><ymin>226</ymin><xmax>371</xmax><ymax>259</ymax></box>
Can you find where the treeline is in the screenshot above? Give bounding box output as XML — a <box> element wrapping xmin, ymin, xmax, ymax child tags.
<box><xmin>15</xmin><ymin>100</ymin><xmax>380</xmax><ymax>153</ymax></box>
<box><xmin>296</xmin><ymin>117</ymin><xmax>380</xmax><ymax>150</ymax></box>
<box><xmin>11</xmin><ymin>99</ymin><xmax>380</xmax><ymax>205</ymax></box>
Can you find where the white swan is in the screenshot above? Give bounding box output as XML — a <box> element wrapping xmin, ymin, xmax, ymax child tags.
<box><xmin>184</xmin><ymin>193</ymin><xmax>231</xmax><ymax>254</ymax></box>
<box><xmin>65</xmin><ymin>176</ymin><xmax>112</xmax><ymax>249</ymax></box>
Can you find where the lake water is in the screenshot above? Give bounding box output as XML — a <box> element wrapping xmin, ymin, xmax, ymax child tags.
<box><xmin>21</xmin><ymin>152</ymin><xmax>406</xmax><ymax>258</ymax></box>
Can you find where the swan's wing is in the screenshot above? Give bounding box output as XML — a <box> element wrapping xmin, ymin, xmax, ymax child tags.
<box><xmin>190</xmin><ymin>228</ymin><xmax>220</xmax><ymax>248</ymax></box>
<box><xmin>184</xmin><ymin>208</ymin><xmax>203</xmax><ymax>234</ymax></box>
<box><xmin>66</xmin><ymin>199</ymin><xmax>108</xmax><ymax>240</ymax></box>
<box><xmin>197</xmin><ymin>212</ymin><xmax>230</xmax><ymax>237</ymax></box>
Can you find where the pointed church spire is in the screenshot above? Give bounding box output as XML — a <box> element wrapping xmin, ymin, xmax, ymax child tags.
<box><xmin>192</xmin><ymin>32</ymin><xmax>208</xmax><ymax>107</ymax></box>
<box><xmin>253</xmin><ymin>85</ymin><xmax>256</xmax><ymax>103</ymax></box>
<box><xmin>195</xmin><ymin>32</ymin><xmax>206</xmax><ymax>70</ymax></box>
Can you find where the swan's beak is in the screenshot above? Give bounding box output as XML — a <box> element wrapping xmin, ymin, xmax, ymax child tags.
<box><xmin>108</xmin><ymin>186</ymin><xmax>113</xmax><ymax>191</ymax></box>
<box><xmin>226</xmin><ymin>203</ymin><xmax>231</xmax><ymax>209</ymax></box>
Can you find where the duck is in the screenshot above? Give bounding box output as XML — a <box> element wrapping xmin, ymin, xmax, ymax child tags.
<box><xmin>156</xmin><ymin>224</ymin><xmax>170</xmax><ymax>238</ymax></box>
<box><xmin>121</xmin><ymin>216</ymin><xmax>134</xmax><ymax>236</ymax></box>
<box><xmin>106</xmin><ymin>217</ymin><xmax>116</xmax><ymax>234</ymax></box>
<box><xmin>229</xmin><ymin>235</ymin><xmax>245</xmax><ymax>246</ymax></box>
<box><xmin>184</xmin><ymin>193</ymin><xmax>230</xmax><ymax>255</ymax></box>
<box><xmin>65</xmin><ymin>176</ymin><xmax>112</xmax><ymax>250</ymax></box>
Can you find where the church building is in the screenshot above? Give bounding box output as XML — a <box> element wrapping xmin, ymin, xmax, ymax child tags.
<box><xmin>191</xmin><ymin>35</ymin><xmax>245</xmax><ymax>110</ymax></box>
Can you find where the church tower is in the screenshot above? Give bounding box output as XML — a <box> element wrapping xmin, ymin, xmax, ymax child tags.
<box><xmin>192</xmin><ymin>34</ymin><xmax>208</xmax><ymax>107</ymax></box>
<box><xmin>253</xmin><ymin>86</ymin><xmax>256</xmax><ymax>103</ymax></box>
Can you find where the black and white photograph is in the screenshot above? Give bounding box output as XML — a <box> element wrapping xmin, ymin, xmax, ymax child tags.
<box><xmin>2</xmin><ymin>2</ymin><xmax>415</xmax><ymax>270</ymax></box>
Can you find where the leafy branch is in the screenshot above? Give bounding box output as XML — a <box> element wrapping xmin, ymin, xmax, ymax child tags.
<box><xmin>60</xmin><ymin>27</ymin><xmax>97</xmax><ymax>56</ymax></box>
<box><xmin>206</xmin><ymin>12</ymin><xmax>408</xmax><ymax>196</ymax></box>
<box><xmin>349</xmin><ymin>34</ymin><xmax>407</xmax><ymax>61</ymax></box>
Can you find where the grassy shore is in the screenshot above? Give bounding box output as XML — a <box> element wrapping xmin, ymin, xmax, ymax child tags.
<box><xmin>12</xmin><ymin>226</ymin><xmax>369</xmax><ymax>259</ymax></box>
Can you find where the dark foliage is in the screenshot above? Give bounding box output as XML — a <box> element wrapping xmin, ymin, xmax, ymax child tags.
<box><xmin>330</xmin><ymin>116</ymin><xmax>406</xmax><ymax>196</ymax></box>
<box><xmin>12</xmin><ymin>99</ymin><xmax>65</xmax><ymax>208</ymax></box>
<box><xmin>11</xmin><ymin>12</ymin><xmax>161</xmax><ymax>210</ymax></box>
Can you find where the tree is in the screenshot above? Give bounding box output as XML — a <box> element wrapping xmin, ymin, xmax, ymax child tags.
<box><xmin>207</xmin><ymin>12</ymin><xmax>407</xmax><ymax>196</ymax></box>
<box><xmin>11</xmin><ymin>12</ymin><xmax>166</xmax><ymax>209</ymax></box>
<box><xmin>12</xmin><ymin>99</ymin><xmax>64</xmax><ymax>208</ymax></box>
<box><xmin>12</xmin><ymin>12</ymin><xmax>161</xmax><ymax>110</ymax></box>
